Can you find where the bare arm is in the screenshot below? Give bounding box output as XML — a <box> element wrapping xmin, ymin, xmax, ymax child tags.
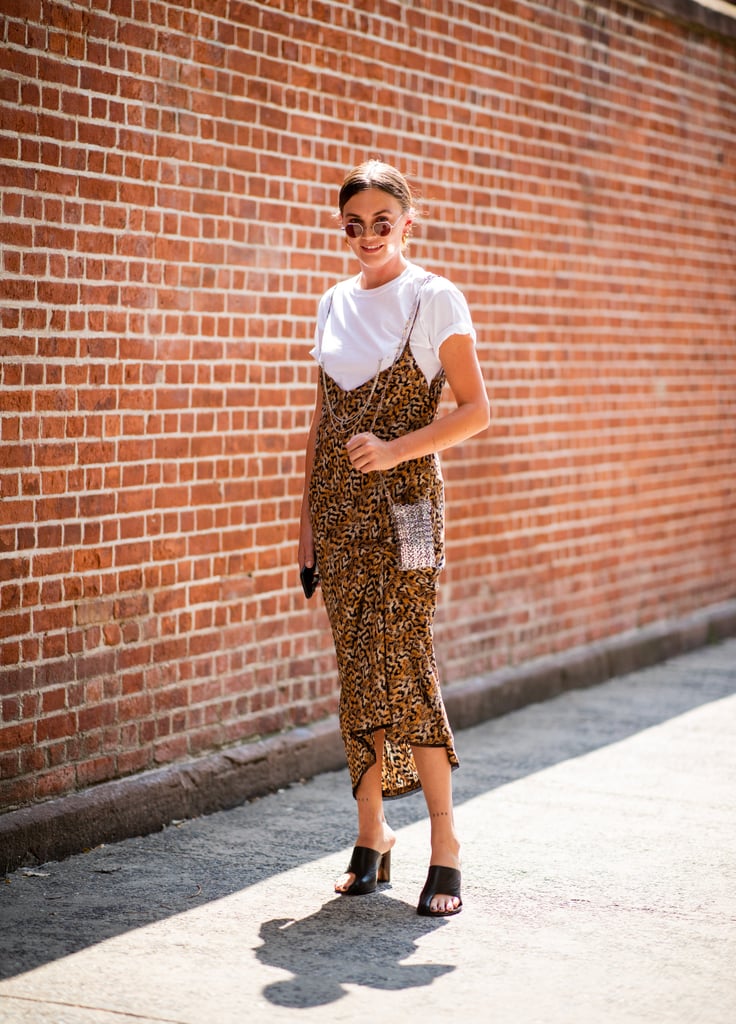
<box><xmin>298</xmin><ymin>382</ymin><xmax>322</xmax><ymax>571</ymax></box>
<box><xmin>345</xmin><ymin>333</ymin><xmax>489</xmax><ymax>473</ymax></box>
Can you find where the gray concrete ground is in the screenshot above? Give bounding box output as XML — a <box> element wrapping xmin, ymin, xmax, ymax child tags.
<box><xmin>1</xmin><ymin>638</ymin><xmax>735</xmax><ymax>1024</ymax></box>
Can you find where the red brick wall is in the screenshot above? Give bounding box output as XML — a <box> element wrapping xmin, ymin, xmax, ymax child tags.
<box><xmin>1</xmin><ymin>0</ymin><xmax>735</xmax><ymax>812</ymax></box>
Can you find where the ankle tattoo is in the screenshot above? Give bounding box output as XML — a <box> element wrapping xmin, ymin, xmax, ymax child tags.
<box><xmin>431</xmin><ymin>810</ymin><xmax>450</xmax><ymax>818</ymax></box>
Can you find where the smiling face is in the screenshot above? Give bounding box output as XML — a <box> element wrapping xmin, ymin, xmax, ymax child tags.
<box><xmin>341</xmin><ymin>187</ymin><xmax>412</xmax><ymax>288</ymax></box>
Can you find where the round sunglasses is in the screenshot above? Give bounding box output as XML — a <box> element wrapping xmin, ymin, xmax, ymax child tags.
<box><xmin>343</xmin><ymin>216</ymin><xmax>402</xmax><ymax>239</ymax></box>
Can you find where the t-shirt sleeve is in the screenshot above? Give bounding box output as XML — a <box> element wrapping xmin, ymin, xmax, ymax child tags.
<box><xmin>418</xmin><ymin>277</ymin><xmax>476</xmax><ymax>355</ymax></box>
<box><xmin>308</xmin><ymin>289</ymin><xmax>333</xmax><ymax>363</ymax></box>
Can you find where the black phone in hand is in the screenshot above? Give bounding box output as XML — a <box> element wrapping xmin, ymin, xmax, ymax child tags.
<box><xmin>300</xmin><ymin>564</ymin><xmax>320</xmax><ymax>599</ymax></box>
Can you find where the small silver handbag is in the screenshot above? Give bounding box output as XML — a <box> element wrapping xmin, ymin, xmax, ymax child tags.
<box><xmin>389</xmin><ymin>497</ymin><xmax>436</xmax><ymax>570</ymax></box>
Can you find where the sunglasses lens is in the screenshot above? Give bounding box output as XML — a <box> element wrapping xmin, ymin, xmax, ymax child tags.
<box><xmin>344</xmin><ymin>223</ymin><xmax>362</xmax><ymax>238</ymax></box>
<box><xmin>373</xmin><ymin>221</ymin><xmax>392</xmax><ymax>237</ymax></box>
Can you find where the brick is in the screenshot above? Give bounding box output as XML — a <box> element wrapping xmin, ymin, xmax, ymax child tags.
<box><xmin>78</xmin><ymin>702</ymin><xmax>116</xmax><ymax>733</ymax></box>
<box><xmin>0</xmin><ymin>721</ymin><xmax>34</xmax><ymax>751</ymax></box>
<box><xmin>41</xmin><ymin>687</ymin><xmax>67</xmax><ymax>713</ymax></box>
<box><xmin>36</xmin><ymin>712</ymin><xmax>76</xmax><ymax>743</ymax></box>
<box><xmin>34</xmin><ymin>605</ymin><xmax>73</xmax><ymax>633</ymax></box>
<box><xmin>35</xmin><ymin>765</ymin><xmax>76</xmax><ymax>801</ymax></box>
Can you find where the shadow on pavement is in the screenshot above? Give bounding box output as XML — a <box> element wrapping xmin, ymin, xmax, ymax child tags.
<box><xmin>255</xmin><ymin>895</ymin><xmax>453</xmax><ymax>1008</ymax></box>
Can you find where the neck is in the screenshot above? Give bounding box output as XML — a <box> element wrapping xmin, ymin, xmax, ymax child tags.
<box><xmin>359</xmin><ymin>255</ymin><xmax>408</xmax><ymax>290</ymax></box>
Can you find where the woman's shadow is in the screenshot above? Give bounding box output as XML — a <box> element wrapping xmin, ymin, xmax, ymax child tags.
<box><xmin>254</xmin><ymin>892</ymin><xmax>455</xmax><ymax>1009</ymax></box>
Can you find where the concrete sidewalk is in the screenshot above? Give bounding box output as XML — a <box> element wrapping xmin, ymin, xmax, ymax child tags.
<box><xmin>1</xmin><ymin>639</ymin><xmax>735</xmax><ymax>1024</ymax></box>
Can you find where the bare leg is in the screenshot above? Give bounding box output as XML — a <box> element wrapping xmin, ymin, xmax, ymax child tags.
<box><xmin>334</xmin><ymin>729</ymin><xmax>396</xmax><ymax>893</ymax></box>
<box><xmin>412</xmin><ymin>745</ymin><xmax>461</xmax><ymax>914</ymax></box>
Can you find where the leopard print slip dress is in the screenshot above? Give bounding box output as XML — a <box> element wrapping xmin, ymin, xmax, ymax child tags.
<box><xmin>309</xmin><ymin>280</ymin><xmax>459</xmax><ymax>799</ymax></box>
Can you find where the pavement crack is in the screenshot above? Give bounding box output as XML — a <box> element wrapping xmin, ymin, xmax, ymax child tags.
<box><xmin>0</xmin><ymin>993</ymin><xmax>190</xmax><ymax>1024</ymax></box>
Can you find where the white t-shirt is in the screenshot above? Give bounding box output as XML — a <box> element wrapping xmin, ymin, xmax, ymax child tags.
<box><xmin>310</xmin><ymin>262</ymin><xmax>476</xmax><ymax>391</ymax></box>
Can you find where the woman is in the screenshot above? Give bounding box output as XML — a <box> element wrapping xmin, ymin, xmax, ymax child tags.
<box><xmin>298</xmin><ymin>160</ymin><xmax>489</xmax><ymax>916</ymax></box>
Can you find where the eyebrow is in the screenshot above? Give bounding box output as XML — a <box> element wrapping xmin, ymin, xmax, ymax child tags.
<box><xmin>344</xmin><ymin>209</ymin><xmax>394</xmax><ymax>221</ymax></box>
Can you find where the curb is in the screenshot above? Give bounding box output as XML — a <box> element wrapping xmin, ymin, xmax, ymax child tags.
<box><xmin>443</xmin><ymin>599</ymin><xmax>736</xmax><ymax>731</ymax></box>
<box><xmin>2</xmin><ymin>599</ymin><xmax>735</xmax><ymax>874</ymax></box>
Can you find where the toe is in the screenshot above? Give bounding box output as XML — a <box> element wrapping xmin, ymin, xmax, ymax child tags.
<box><xmin>431</xmin><ymin>893</ymin><xmax>460</xmax><ymax>914</ymax></box>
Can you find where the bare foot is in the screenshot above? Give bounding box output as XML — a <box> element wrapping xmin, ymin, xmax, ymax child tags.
<box><xmin>334</xmin><ymin>825</ymin><xmax>396</xmax><ymax>893</ymax></box>
<box><xmin>427</xmin><ymin>840</ymin><xmax>461</xmax><ymax>914</ymax></box>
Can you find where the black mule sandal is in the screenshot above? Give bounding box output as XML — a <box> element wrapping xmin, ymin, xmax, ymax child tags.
<box><xmin>338</xmin><ymin>845</ymin><xmax>392</xmax><ymax>896</ymax></box>
<box><xmin>417</xmin><ymin>865</ymin><xmax>462</xmax><ymax>917</ymax></box>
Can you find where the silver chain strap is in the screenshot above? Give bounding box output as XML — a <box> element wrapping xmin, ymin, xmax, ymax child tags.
<box><xmin>320</xmin><ymin>360</ymin><xmax>382</xmax><ymax>438</ymax></box>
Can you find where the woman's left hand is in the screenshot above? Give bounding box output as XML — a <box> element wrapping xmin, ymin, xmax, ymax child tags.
<box><xmin>345</xmin><ymin>432</ymin><xmax>398</xmax><ymax>474</ymax></box>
